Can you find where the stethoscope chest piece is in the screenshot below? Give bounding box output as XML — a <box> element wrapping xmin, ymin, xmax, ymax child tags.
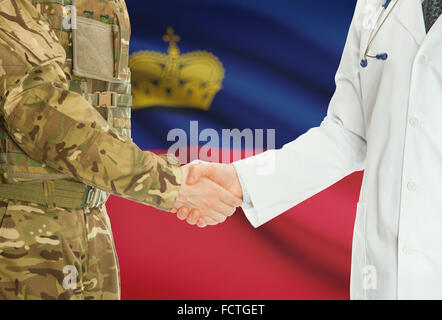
<box><xmin>360</xmin><ymin>53</ymin><xmax>388</xmax><ymax>68</ymax></box>
<box><xmin>360</xmin><ymin>59</ymin><xmax>368</xmax><ymax>68</ymax></box>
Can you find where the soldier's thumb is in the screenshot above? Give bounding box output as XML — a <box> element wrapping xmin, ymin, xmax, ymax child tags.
<box><xmin>186</xmin><ymin>165</ymin><xmax>205</xmax><ymax>185</ymax></box>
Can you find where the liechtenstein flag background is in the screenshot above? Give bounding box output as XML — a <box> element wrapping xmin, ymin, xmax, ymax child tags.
<box><xmin>107</xmin><ymin>0</ymin><xmax>364</xmax><ymax>299</ymax></box>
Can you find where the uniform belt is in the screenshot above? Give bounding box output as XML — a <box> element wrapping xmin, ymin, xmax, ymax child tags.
<box><xmin>0</xmin><ymin>180</ymin><xmax>107</xmax><ymax>209</ymax></box>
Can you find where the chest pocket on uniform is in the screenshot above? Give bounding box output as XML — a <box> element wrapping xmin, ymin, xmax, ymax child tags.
<box><xmin>72</xmin><ymin>15</ymin><xmax>122</xmax><ymax>83</ymax></box>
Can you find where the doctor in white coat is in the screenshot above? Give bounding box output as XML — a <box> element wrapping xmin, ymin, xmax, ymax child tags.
<box><xmin>177</xmin><ymin>0</ymin><xmax>442</xmax><ymax>300</ymax></box>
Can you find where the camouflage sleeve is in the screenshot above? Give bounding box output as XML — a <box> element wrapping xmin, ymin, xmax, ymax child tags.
<box><xmin>0</xmin><ymin>0</ymin><xmax>181</xmax><ymax>211</ymax></box>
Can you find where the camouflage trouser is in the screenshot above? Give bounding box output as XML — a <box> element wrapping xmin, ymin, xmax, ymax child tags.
<box><xmin>0</xmin><ymin>198</ymin><xmax>120</xmax><ymax>300</ymax></box>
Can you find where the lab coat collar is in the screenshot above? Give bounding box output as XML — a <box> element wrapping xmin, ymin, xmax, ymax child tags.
<box><xmin>393</xmin><ymin>0</ymin><xmax>426</xmax><ymax>46</ymax></box>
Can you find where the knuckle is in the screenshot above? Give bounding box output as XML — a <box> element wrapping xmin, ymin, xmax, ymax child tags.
<box><xmin>177</xmin><ymin>208</ymin><xmax>188</xmax><ymax>218</ymax></box>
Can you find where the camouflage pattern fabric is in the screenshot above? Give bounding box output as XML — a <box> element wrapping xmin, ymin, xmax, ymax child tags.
<box><xmin>0</xmin><ymin>198</ymin><xmax>120</xmax><ymax>300</ymax></box>
<box><xmin>0</xmin><ymin>0</ymin><xmax>182</xmax><ymax>210</ymax></box>
<box><xmin>0</xmin><ymin>0</ymin><xmax>182</xmax><ymax>300</ymax></box>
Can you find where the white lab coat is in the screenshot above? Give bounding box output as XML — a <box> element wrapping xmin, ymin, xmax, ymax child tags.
<box><xmin>233</xmin><ymin>0</ymin><xmax>442</xmax><ymax>299</ymax></box>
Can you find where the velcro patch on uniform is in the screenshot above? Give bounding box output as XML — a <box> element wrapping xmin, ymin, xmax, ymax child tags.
<box><xmin>72</xmin><ymin>16</ymin><xmax>120</xmax><ymax>83</ymax></box>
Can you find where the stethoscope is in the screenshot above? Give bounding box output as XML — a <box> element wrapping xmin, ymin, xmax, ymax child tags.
<box><xmin>360</xmin><ymin>0</ymin><xmax>400</xmax><ymax>68</ymax></box>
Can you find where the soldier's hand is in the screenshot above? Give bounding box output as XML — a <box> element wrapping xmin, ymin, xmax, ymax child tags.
<box><xmin>173</xmin><ymin>163</ymin><xmax>242</xmax><ymax>228</ymax></box>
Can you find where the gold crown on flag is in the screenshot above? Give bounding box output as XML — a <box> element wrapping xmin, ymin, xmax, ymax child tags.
<box><xmin>129</xmin><ymin>27</ymin><xmax>225</xmax><ymax>110</ymax></box>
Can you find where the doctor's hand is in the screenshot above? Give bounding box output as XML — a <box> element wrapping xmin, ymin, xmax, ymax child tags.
<box><xmin>173</xmin><ymin>162</ymin><xmax>243</xmax><ymax>227</ymax></box>
<box><xmin>173</xmin><ymin>163</ymin><xmax>242</xmax><ymax>228</ymax></box>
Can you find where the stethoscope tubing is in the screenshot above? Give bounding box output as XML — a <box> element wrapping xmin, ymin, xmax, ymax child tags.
<box><xmin>361</xmin><ymin>0</ymin><xmax>400</xmax><ymax>67</ymax></box>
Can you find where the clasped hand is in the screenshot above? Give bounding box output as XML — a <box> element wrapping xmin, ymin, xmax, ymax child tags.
<box><xmin>172</xmin><ymin>161</ymin><xmax>243</xmax><ymax>228</ymax></box>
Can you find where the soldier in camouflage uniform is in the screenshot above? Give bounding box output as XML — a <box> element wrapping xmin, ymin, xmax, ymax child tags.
<box><xmin>0</xmin><ymin>0</ymin><xmax>183</xmax><ymax>300</ymax></box>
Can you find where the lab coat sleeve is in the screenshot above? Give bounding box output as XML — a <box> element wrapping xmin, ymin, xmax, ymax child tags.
<box><xmin>233</xmin><ymin>0</ymin><xmax>368</xmax><ymax>228</ymax></box>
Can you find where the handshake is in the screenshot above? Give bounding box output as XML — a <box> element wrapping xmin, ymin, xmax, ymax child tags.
<box><xmin>172</xmin><ymin>161</ymin><xmax>243</xmax><ymax>228</ymax></box>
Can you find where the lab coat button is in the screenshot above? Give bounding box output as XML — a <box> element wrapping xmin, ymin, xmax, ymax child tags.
<box><xmin>402</xmin><ymin>246</ymin><xmax>412</xmax><ymax>255</ymax></box>
<box><xmin>407</xmin><ymin>182</ymin><xmax>417</xmax><ymax>191</ymax></box>
<box><xmin>409</xmin><ymin>117</ymin><xmax>420</xmax><ymax>128</ymax></box>
<box><xmin>418</xmin><ymin>55</ymin><xmax>428</xmax><ymax>65</ymax></box>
